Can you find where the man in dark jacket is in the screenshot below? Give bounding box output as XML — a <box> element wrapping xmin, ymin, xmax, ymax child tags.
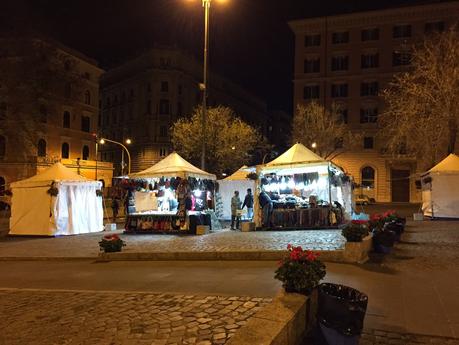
<box><xmin>242</xmin><ymin>188</ymin><xmax>254</xmax><ymax>221</ymax></box>
<box><xmin>259</xmin><ymin>191</ymin><xmax>273</xmax><ymax>228</ymax></box>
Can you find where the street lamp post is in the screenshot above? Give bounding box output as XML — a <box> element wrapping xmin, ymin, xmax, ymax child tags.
<box><xmin>99</xmin><ymin>138</ymin><xmax>132</xmax><ymax>175</ymax></box>
<box><xmin>200</xmin><ymin>0</ymin><xmax>211</xmax><ymax>170</ymax></box>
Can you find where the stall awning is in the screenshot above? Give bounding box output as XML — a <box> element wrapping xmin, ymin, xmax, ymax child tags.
<box><xmin>129</xmin><ymin>152</ymin><xmax>216</xmax><ymax>180</ymax></box>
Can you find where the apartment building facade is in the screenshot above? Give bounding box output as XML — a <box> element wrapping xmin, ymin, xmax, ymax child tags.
<box><xmin>99</xmin><ymin>47</ymin><xmax>270</xmax><ymax>174</ymax></box>
<box><xmin>0</xmin><ymin>36</ymin><xmax>112</xmax><ymax>193</ymax></box>
<box><xmin>289</xmin><ymin>1</ymin><xmax>459</xmax><ymax>202</ymax></box>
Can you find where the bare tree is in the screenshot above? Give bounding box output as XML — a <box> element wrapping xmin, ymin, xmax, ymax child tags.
<box><xmin>379</xmin><ymin>28</ymin><xmax>459</xmax><ymax>170</ymax></box>
<box><xmin>291</xmin><ymin>102</ymin><xmax>360</xmax><ymax>160</ymax></box>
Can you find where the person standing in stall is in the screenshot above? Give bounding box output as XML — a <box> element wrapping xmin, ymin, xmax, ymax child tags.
<box><xmin>242</xmin><ymin>188</ymin><xmax>254</xmax><ymax>221</ymax></box>
<box><xmin>259</xmin><ymin>190</ymin><xmax>273</xmax><ymax>228</ymax></box>
<box><xmin>230</xmin><ymin>191</ymin><xmax>242</xmax><ymax>230</ymax></box>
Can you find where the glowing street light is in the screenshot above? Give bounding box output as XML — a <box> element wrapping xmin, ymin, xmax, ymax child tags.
<box><xmin>311</xmin><ymin>142</ymin><xmax>317</xmax><ymax>149</ymax></box>
<box><xmin>99</xmin><ymin>137</ymin><xmax>132</xmax><ymax>175</ymax></box>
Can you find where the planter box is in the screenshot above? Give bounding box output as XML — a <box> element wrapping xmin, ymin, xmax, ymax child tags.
<box><xmin>343</xmin><ymin>234</ymin><xmax>372</xmax><ymax>264</ymax></box>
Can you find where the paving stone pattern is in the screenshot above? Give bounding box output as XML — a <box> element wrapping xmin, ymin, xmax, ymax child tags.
<box><xmin>0</xmin><ymin>289</ymin><xmax>271</xmax><ymax>345</ymax></box>
<box><xmin>0</xmin><ymin>229</ymin><xmax>344</xmax><ymax>258</ymax></box>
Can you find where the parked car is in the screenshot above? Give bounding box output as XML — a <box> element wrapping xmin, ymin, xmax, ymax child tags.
<box><xmin>355</xmin><ymin>194</ymin><xmax>374</xmax><ymax>205</ymax></box>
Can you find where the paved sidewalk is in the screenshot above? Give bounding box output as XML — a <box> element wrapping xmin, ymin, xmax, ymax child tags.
<box><xmin>0</xmin><ymin>288</ymin><xmax>271</xmax><ymax>345</ymax></box>
<box><xmin>0</xmin><ymin>229</ymin><xmax>345</xmax><ymax>259</ymax></box>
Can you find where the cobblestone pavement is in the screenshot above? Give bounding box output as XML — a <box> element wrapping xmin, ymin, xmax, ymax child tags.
<box><xmin>0</xmin><ymin>229</ymin><xmax>345</xmax><ymax>258</ymax></box>
<box><xmin>360</xmin><ymin>329</ymin><xmax>459</xmax><ymax>345</ymax></box>
<box><xmin>0</xmin><ymin>289</ymin><xmax>271</xmax><ymax>345</ymax></box>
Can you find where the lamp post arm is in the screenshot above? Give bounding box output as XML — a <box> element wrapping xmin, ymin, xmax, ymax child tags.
<box><xmin>101</xmin><ymin>138</ymin><xmax>131</xmax><ymax>175</ymax></box>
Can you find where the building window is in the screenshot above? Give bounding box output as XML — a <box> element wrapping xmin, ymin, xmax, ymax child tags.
<box><xmin>393</xmin><ymin>50</ymin><xmax>412</xmax><ymax>66</ymax></box>
<box><xmin>82</xmin><ymin>145</ymin><xmax>90</xmax><ymax>160</ymax></box>
<box><xmin>303</xmin><ymin>85</ymin><xmax>320</xmax><ymax>100</ymax></box>
<box><xmin>0</xmin><ymin>102</ymin><xmax>6</xmax><ymax>120</ymax></box>
<box><xmin>147</xmin><ymin>100</ymin><xmax>152</xmax><ymax>114</ymax></box>
<box><xmin>61</xmin><ymin>142</ymin><xmax>70</xmax><ymax>159</ymax></box>
<box><xmin>177</xmin><ymin>102</ymin><xmax>182</xmax><ymax>116</ymax></box>
<box><xmin>334</xmin><ymin>137</ymin><xmax>344</xmax><ymax>149</ymax></box>
<box><xmin>360</xmin><ymin>81</ymin><xmax>379</xmax><ymax>96</ymax></box>
<box><xmin>119</xmin><ymin>108</ymin><xmax>124</xmax><ymax>123</ymax></box>
<box><xmin>393</xmin><ymin>24</ymin><xmax>411</xmax><ymax>38</ymax></box>
<box><xmin>128</xmin><ymin>105</ymin><xmax>133</xmax><ymax>119</ymax></box>
<box><xmin>63</xmin><ymin>111</ymin><xmax>70</xmax><ymax>128</ymax></box>
<box><xmin>336</xmin><ymin>108</ymin><xmax>348</xmax><ymax>124</ymax></box>
<box><xmin>161</xmin><ymin>81</ymin><xmax>169</xmax><ymax>92</ymax></box>
<box><xmin>0</xmin><ymin>176</ymin><xmax>5</xmax><ymax>195</ymax></box>
<box><xmin>0</xmin><ymin>135</ymin><xmax>5</xmax><ymax>158</ymax></box>
<box><xmin>304</xmin><ymin>58</ymin><xmax>320</xmax><ymax>73</ymax></box>
<box><xmin>159</xmin><ymin>148</ymin><xmax>167</xmax><ymax>157</ymax></box>
<box><xmin>331</xmin><ymin>56</ymin><xmax>349</xmax><ymax>71</ymax></box>
<box><xmin>332</xmin><ymin>31</ymin><xmax>349</xmax><ymax>44</ymax></box>
<box><xmin>112</xmin><ymin>109</ymin><xmax>117</xmax><ymax>124</ymax></box>
<box><xmin>361</xmin><ymin>53</ymin><xmax>379</xmax><ymax>69</ymax></box>
<box><xmin>304</xmin><ymin>34</ymin><xmax>321</xmax><ymax>47</ymax></box>
<box><xmin>84</xmin><ymin>90</ymin><xmax>91</xmax><ymax>105</ymax></box>
<box><xmin>160</xmin><ymin>125</ymin><xmax>167</xmax><ymax>137</ymax></box>
<box><xmin>361</xmin><ymin>166</ymin><xmax>375</xmax><ymax>189</ymax></box>
<box><xmin>363</xmin><ymin>137</ymin><xmax>374</xmax><ymax>149</ymax></box>
<box><xmin>37</xmin><ymin>139</ymin><xmax>47</xmax><ymax>157</ymax></box>
<box><xmin>81</xmin><ymin>116</ymin><xmax>90</xmax><ymax>132</ymax></box>
<box><xmin>39</xmin><ymin>105</ymin><xmax>47</xmax><ymax>123</ymax></box>
<box><xmin>361</xmin><ymin>28</ymin><xmax>379</xmax><ymax>41</ymax></box>
<box><xmin>331</xmin><ymin>84</ymin><xmax>348</xmax><ymax>98</ymax></box>
<box><xmin>159</xmin><ymin>99</ymin><xmax>170</xmax><ymax>115</ymax></box>
<box><xmin>425</xmin><ymin>21</ymin><xmax>445</xmax><ymax>34</ymax></box>
<box><xmin>360</xmin><ymin>108</ymin><xmax>378</xmax><ymax>123</ymax></box>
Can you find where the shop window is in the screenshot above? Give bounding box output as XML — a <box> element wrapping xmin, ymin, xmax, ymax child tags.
<box><xmin>361</xmin><ymin>166</ymin><xmax>375</xmax><ymax>189</ymax></box>
<box><xmin>161</xmin><ymin>81</ymin><xmax>169</xmax><ymax>92</ymax></box>
<box><xmin>61</xmin><ymin>142</ymin><xmax>70</xmax><ymax>159</ymax></box>
<box><xmin>331</xmin><ymin>56</ymin><xmax>349</xmax><ymax>71</ymax></box>
<box><xmin>304</xmin><ymin>58</ymin><xmax>320</xmax><ymax>73</ymax></box>
<box><xmin>393</xmin><ymin>24</ymin><xmax>411</xmax><ymax>38</ymax></box>
<box><xmin>331</xmin><ymin>83</ymin><xmax>348</xmax><ymax>98</ymax></box>
<box><xmin>361</xmin><ymin>81</ymin><xmax>379</xmax><ymax>96</ymax></box>
<box><xmin>361</xmin><ymin>28</ymin><xmax>379</xmax><ymax>41</ymax></box>
<box><xmin>82</xmin><ymin>145</ymin><xmax>90</xmax><ymax>160</ymax></box>
<box><xmin>84</xmin><ymin>90</ymin><xmax>91</xmax><ymax>105</ymax></box>
<box><xmin>0</xmin><ymin>176</ymin><xmax>5</xmax><ymax>195</ymax></box>
<box><xmin>361</xmin><ymin>53</ymin><xmax>379</xmax><ymax>69</ymax></box>
<box><xmin>393</xmin><ymin>51</ymin><xmax>412</xmax><ymax>66</ymax></box>
<box><xmin>159</xmin><ymin>99</ymin><xmax>170</xmax><ymax>115</ymax></box>
<box><xmin>81</xmin><ymin>116</ymin><xmax>90</xmax><ymax>132</ymax></box>
<box><xmin>0</xmin><ymin>135</ymin><xmax>5</xmax><ymax>158</ymax></box>
<box><xmin>332</xmin><ymin>31</ymin><xmax>349</xmax><ymax>44</ymax></box>
<box><xmin>425</xmin><ymin>21</ymin><xmax>444</xmax><ymax>34</ymax></box>
<box><xmin>303</xmin><ymin>85</ymin><xmax>320</xmax><ymax>100</ymax></box>
<box><xmin>363</xmin><ymin>137</ymin><xmax>374</xmax><ymax>149</ymax></box>
<box><xmin>63</xmin><ymin>111</ymin><xmax>70</xmax><ymax>128</ymax></box>
<box><xmin>0</xmin><ymin>102</ymin><xmax>6</xmax><ymax>120</ymax></box>
<box><xmin>304</xmin><ymin>34</ymin><xmax>321</xmax><ymax>47</ymax></box>
<box><xmin>37</xmin><ymin>139</ymin><xmax>47</xmax><ymax>157</ymax></box>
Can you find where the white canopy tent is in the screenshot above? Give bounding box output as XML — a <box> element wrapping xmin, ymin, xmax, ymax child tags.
<box><xmin>217</xmin><ymin>166</ymin><xmax>256</xmax><ymax>220</ymax></box>
<box><xmin>422</xmin><ymin>154</ymin><xmax>459</xmax><ymax>218</ymax></box>
<box><xmin>9</xmin><ymin>163</ymin><xmax>104</xmax><ymax>236</ymax></box>
<box><xmin>130</xmin><ymin>152</ymin><xmax>216</xmax><ymax>180</ymax></box>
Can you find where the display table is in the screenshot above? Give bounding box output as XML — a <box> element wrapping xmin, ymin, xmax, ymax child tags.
<box><xmin>270</xmin><ymin>207</ymin><xmax>335</xmax><ymax>229</ymax></box>
<box><xmin>124</xmin><ymin>211</ymin><xmax>211</xmax><ymax>234</ymax></box>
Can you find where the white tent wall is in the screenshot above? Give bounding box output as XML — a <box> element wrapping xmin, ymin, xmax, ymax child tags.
<box><xmin>217</xmin><ymin>179</ymin><xmax>256</xmax><ymax>220</ymax></box>
<box><xmin>330</xmin><ymin>182</ymin><xmax>353</xmax><ymax>218</ymax></box>
<box><xmin>422</xmin><ymin>174</ymin><xmax>459</xmax><ymax>218</ymax></box>
<box><xmin>10</xmin><ymin>181</ymin><xmax>103</xmax><ymax>236</ymax></box>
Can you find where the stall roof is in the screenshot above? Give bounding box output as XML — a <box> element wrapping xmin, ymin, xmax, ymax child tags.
<box><xmin>130</xmin><ymin>152</ymin><xmax>216</xmax><ymax>180</ymax></box>
<box><xmin>224</xmin><ymin>166</ymin><xmax>255</xmax><ymax>181</ymax></box>
<box><xmin>264</xmin><ymin>143</ymin><xmax>326</xmax><ymax>168</ymax></box>
<box><xmin>11</xmin><ymin>163</ymin><xmax>90</xmax><ymax>188</ymax></box>
<box><xmin>428</xmin><ymin>153</ymin><xmax>459</xmax><ymax>174</ymax></box>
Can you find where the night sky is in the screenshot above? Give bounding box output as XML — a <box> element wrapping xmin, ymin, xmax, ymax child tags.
<box><xmin>0</xmin><ymin>0</ymin><xmax>448</xmax><ymax>113</ymax></box>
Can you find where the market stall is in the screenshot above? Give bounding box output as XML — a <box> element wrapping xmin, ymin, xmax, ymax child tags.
<box><xmin>421</xmin><ymin>153</ymin><xmax>459</xmax><ymax>218</ymax></box>
<box><xmin>216</xmin><ymin>166</ymin><xmax>256</xmax><ymax>220</ymax></box>
<box><xmin>123</xmin><ymin>152</ymin><xmax>217</xmax><ymax>234</ymax></box>
<box><xmin>255</xmin><ymin>143</ymin><xmax>352</xmax><ymax>229</ymax></box>
<box><xmin>9</xmin><ymin>163</ymin><xmax>103</xmax><ymax>236</ymax></box>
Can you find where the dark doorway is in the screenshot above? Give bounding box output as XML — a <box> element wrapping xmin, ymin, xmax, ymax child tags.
<box><xmin>391</xmin><ymin>169</ymin><xmax>410</xmax><ymax>202</ymax></box>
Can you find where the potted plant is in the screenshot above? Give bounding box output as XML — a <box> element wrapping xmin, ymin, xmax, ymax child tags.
<box><xmin>274</xmin><ymin>244</ymin><xmax>326</xmax><ymax>296</ymax></box>
<box><xmin>342</xmin><ymin>223</ymin><xmax>369</xmax><ymax>242</ymax></box>
<box><xmin>99</xmin><ymin>234</ymin><xmax>126</xmax><ymax>253</ymax></box>
<box><xmin>372</xmin><ymin>228</ymin><xmax>396</xmax><ymax>254</ymax></box>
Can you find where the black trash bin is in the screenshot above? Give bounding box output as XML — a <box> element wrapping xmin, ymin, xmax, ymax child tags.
<box><xmin>318</xmin><ymin>283</ymin><xmax>368</xmax><ymax>345</ymax></box>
